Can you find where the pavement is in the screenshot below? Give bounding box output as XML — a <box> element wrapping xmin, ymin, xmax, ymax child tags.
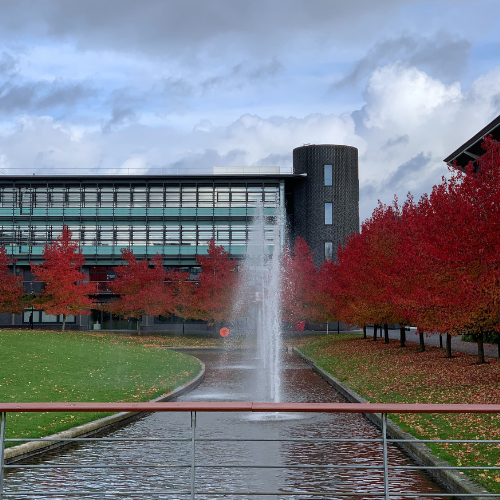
<box><xmin>317</xmin><ymin>326</ymin><xmax>500</xmax><ymax>359</ymax></box>
<box><xmin>363</xmin><ymin>326</ymin><xmax>499</xmax><ymax>358</ymax></box>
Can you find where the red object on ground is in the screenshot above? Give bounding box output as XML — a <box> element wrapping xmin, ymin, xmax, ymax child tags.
<box><xmin>294</xmin><ymin>321</ymin><xmax>306</xmax><ymax>331</ymax></box>
<box><xmin>220</xmin><ymin>327</ymin><xmax>230</xmax><ymax>337</ymax></box>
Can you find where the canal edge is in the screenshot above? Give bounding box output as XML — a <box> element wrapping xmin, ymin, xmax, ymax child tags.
<box><xmin>4</xmin><ymin>359</ymin><xmax>205</xmax><ymax>464</ymax></box>
<box><xmin>293</xmin><ymin>347</ymin><xmax>490</xmax><ymax>500</ymax></box>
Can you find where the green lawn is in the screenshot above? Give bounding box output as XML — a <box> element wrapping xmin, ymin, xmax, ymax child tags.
<box><xmin>298</xmin><ymin>334</ymin><xmax>500</xmax><ymax>493</ymax></box>
<box><xmin>0</xmin><ymin>329</ymin><xmax>202</xmax><ymax>446</ymax></box>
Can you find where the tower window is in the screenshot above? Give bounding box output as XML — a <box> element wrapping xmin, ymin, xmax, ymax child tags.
<box><xmin>325</xmin><ymin>203</ymin><xmax>333</xmax><ymax>225</ymax></box>
<box><xmin>324</xmin><ymin>164</ymin><xmax>332</xmax><ymax>186</ymax></box>
<box><xmin>325</xmin><ymin>242</ymin><xmax>333</xmax><ymax>261</ymax></box>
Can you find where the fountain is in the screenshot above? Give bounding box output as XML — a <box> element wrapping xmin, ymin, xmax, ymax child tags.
<box><xmin>235</xmin><ymin>201</ymin><xmax>283</xmax><ymax>402</ymax></box>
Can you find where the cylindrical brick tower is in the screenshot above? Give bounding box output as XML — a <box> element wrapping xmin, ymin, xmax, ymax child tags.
<box><xmin>292</xmin><ymin>144</ymin><xmax>359</xmax><ymax>266</ymax></box>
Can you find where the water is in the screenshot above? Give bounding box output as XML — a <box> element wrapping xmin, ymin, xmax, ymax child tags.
<box><xmin>235</xmin><ymin>200</ymin><xmax>283</xmax><ymax>402</ymax></box>
<box><xmin>4</xmin><ymin>350</ymin><xmax>446</xmax><ymax>499</ymax></box>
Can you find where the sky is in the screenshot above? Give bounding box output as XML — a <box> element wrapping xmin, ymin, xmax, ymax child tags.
<box><xmin>0</xmin><ymin>0</ymin><xmax>499</xmax><ymax>222</ymax></box>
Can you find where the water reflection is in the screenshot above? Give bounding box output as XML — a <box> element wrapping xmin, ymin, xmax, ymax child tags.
<box><xmin>5</xmin><ymin>350</ymin><xmax>446</xmax><ymax>499</ymax></box>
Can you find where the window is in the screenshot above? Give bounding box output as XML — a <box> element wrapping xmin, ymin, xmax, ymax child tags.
<box><xmin>324</xmin><ymin>165</ymin><xmax>333</xmax><ymax>186</ymax></box>
<box><xmin>325</xmin><ymin>242</ymin><xmax>333</xmax><ymax>261</ymax></box>
<box><xmin>325</xmin><ymin>203</ymin><xmax>333</xmax><ymax>225</ymax></box>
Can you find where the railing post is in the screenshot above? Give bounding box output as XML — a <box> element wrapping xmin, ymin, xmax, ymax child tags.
<box><xmin>190</xmin><ymin>411</ymin><xmax>196</xmax><ymax>500</ymax></box>
<box><xmin>382</xmin><ymin>412</ymin><xmax>390</xmax><ymax>500</ymax></box>
<box><xmin>0</xmin><ymin>412</ymin><xmax>6</xmax><ymax>500</ymax></box>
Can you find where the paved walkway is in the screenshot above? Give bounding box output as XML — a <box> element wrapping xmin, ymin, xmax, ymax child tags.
<box><xmin>344</xmin><ymin>326</ymin><xmax>500</xmax><ymax>359</ymax></box>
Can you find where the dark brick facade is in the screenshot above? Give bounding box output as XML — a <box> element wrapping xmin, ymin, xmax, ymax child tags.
<box><xmin>292</xmin><ymin>144</ymin><xmax>359</xmax><ymax>266</ymax></box>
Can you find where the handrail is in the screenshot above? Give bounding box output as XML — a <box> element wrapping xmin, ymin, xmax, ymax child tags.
<box><xmin>2</xmin><ymin>402</ymin><xmax>500</xmax><ymax>413</ymax></box>
<box><xmin>2</xmin><ymin>404</ymin><xmax>499</xmax><ymax>499</ymax></box>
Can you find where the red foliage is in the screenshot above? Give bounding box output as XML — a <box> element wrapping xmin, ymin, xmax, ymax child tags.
<box><xmin>108</xmin><ymin>250</ymin><xmax>175</xmax><ymax>334</ymax></box>
<box><xmin>31</xmin><ymin>226</ymin><xmax>98</xmax><ymax>331</ymax></box>
<box><xmin>191</xmin><ymin>239</ymin><xmax>237</xmax><ymax>326</ymax></box>
<box><xmin>168</xmin><ymin>268</ymin><xmax>196</xmax><ymax>322</ymax></box>
<box><xmin>281</xmin><ymin>237</ymin><xmax>321</xmax><ymax>323</ymax></box>
<box><xmin>0</xmin><ymin>246</ymin><xmax>24</xmax><ymax>314</ymax></box>
<box><xmin>402</xmin><ymin>137</ymin><xmax>500</xmax><ymax>361</ymax></box>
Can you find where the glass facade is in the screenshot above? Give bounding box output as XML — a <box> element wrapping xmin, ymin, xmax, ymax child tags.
<box><xmin>0</xmin><ymin>178</ymin><xmax>283</xmax><ymax>265</ymax></box>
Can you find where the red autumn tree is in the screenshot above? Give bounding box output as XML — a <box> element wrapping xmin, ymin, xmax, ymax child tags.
<box><xmin>108</xmin><ymin>250</ymin><xmax>173</xmax><ymax>335</ymax></box>
<box><xmin>167</xmin><ymin>268</ymin><xmax>196</xmax><ymax>333</ymax></box>
<box><xmin>403</xmin><ymin>136</ymin><xmax>500</xmax><ymax>363</ymax></box>
<box><xmin>333</xmin><ymin>200</ymin><xmax>418</xmax><ymax>345</ymax></box>
<box><xmin>316</xmin><ymin>259</ymin><xmax>341</xmax><ymax>326</ymax></box>
<box><xmin>191</xmin><ymin>239</ymin><xmax>237</xmax><ymax>333</ymax></box>
<box><xmin>31</xmin><ymin>226</ymin><xmax>98</xmax><ymax>331</ymax></box>
<box><xmin>0</xmin><ymin>246</ymin><xmax>25</xmax><ymax>314</ymax></box>
<box><xmin>281</xmin><ymin>237</ymin><xmax>320</xmax><ymax>325</ymax></box>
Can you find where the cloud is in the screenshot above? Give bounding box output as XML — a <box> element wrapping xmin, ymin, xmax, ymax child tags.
<box><xmin>162</xmin><ymin>149</ymin><xmax>248</xmax><ymax>174</ymax></box>
<box><xmin>102</xmin><ymin>106</ymin><xmax>138</xmax><ymax>134</ymax></box>
<box><xmin>362</xmin><ymin>63</ymin><xmax>462</xmax><ymax>129</ymax></box>
<box><xmin>0</xmin><ymin>0</ymin><xmax>414</xmax><ymax>61</ymax></box>
<box><xmin>0</xmin><ymin>51</ymin><xmax>19</xmax><ymax>75</ymax></box>
<box><xmin>0</xmin><ymin>79</ymin><xmax>96</xmax><ymax>114</ymax></box>
<box><xmin>201</xmin><ymin>58</ymin><xmax>284</xmax><ymax>91</ymax></box>
<box><xmin>382</xmin><ymin>134</ymin><xmax>410</xmax><ymax>149</ymax></box>
<box><xmin>333</xmin><ymin>32</ymin><xmax>471</xmax><ymax>89</ymax></box>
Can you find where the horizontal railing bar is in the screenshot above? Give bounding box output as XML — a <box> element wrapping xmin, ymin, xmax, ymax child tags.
<box><xmin>7</xmin><ymin>436</ymin><xmax>500</xmax><ymax>444</ymax></box>
<box><xmin>5</xmin><ymin>437</ymin><xmax>384</xmax><ymax>444</ymax></box>
<box><xmin>2</xmin><ymin>494</ymin><xmax>500</xmax><ymax>499</ymax></box>
<box><xmin>5</xmin><ymin>464</ymin><xmax>191</xmax><ymax>469</ymax></box>
<box><xmin>2</xmin><ymin>402</ymin><xmax>500</xmax><ymax>413</ymax></box>
<box><xmin>2</xmin><ymin>495</ymin><xmax>498</xmax><ymax>499</ymax></box>
<box><xmin>7</xmin><ymin>463</ymin><xmax>500</xmax><ymax>472</ymax></box>
<box><xmin>0</xmin><ymin>490</ymin><xmax>191</xmax><ymax>496</ymax></box>
<box><xmin>5</xmin><ymin>437</ymin><xmax>191</xmax><ymax>442</ymax></box>
<box><xmin>389</xmin><ymin>438</ymin><xmax>500</xmax><ymax>444</ymax></box>
<box><xmin>0</xmin><ymin>493</ymin><xmax>392</xmax><ymax>498</ymax></box>
<box><xmin>195</xmin><ymin>437</ymin><xmax>383</xmax><ymax>443</ymax></box>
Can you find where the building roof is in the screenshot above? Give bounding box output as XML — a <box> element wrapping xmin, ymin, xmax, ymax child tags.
<box><xmin>444</xmin><ymin>114</ymin><xmax>500</xmax><ymax>169</ymax></box>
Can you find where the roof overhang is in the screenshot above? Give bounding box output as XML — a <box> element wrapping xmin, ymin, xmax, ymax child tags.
<box><xmin>444</xmin><ymin>114</ymin><xmax>500</xmax><ymax>170</ymax></box>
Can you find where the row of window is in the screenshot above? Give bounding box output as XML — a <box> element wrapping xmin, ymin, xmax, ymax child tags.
<box><xmin>324</xmin><ymin>164</ymin><xmax>335</xmax><ymax>261</ymax></box>
<box><xmin>0</xmin><ymin>224</ymin><xmax>277</xmax><ymax>246</ymax></box>
<box><xmin>0</xmin><ymin>185</ymin><xmax>280</xmax><ymax>209</ymax></box>
<box><xmin>23</xmin><ymin>310</ymin><xmax>76</xmax><ymax>324</ymax></box>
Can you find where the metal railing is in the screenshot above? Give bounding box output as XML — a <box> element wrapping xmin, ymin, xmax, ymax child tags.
<box><xmin>2</xmin><ymin>402</ymin><xmax>500</xmax><ymax>499</ymax></box>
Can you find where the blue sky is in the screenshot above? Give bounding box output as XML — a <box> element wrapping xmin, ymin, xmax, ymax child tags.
<box><xmin>0</xmin><ymin>0</ymin><xmax>499</xmax><ymax>221</ymax></box>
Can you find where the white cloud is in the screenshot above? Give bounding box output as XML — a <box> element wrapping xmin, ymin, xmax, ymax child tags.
<box><xmin>363</xmin><ymin>63</ymin><xmax>462</xmax><ymax>129</ymax></box>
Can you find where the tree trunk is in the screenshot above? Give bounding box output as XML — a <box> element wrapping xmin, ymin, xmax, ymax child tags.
<box><xmin>477</xmin><ymin>331</ymin><xmax>485</xmax><ymax>364</ymax></box>
<box><xmin>419</xmin><ymin>330</ymin><xmax>425</xmax><ymax>352</ymax></box>
<box><xmin>439</xmin><ymin>334</ymin><xmax>443</xmax><ymax>349</ymax></box>
<box><xmin>399</xmin><ymin>326</ymin><xmax>406</xmax><ymax>347</ymax></box>
<box><xmin>384</xmin><ymin>323</ymin><xmax>389</xmax><ymax>344</ymax></box>
<box><xmin>363</xmin><ymin>324</ymin><xmax>367</xmax><ymax>339</ymax></box>
<box><xmin>373</xmin><ymin>324</ymin><xmax>377</xmax><ymax>341</ymax></box>
<box><xmin>212</xmin><ymin>322</ymin><xmax>217</xmax><ymax>336</ymax></box>
<box><xmin>182</xmin><ymin>320</ymin><xmax>185</xmax><ymax>335</ymax></box>
<box><xmin>62</xmin><ymin>315</ymin><xmax>66</xmax><ymax>332</ymax></box>
<box><xmin>445</xmin><ymin>333</ymin><xmax>452</xmax><ymax>358</ymax></box>
<box><xmin>498</xmin><ymin>335</ymin><xmax>500</xmax><ymax>359</ymax></box>
<box><xmin>137</xmin><ymin>319</ymin><xmax>141</xmax><ymax>336</ymax></box>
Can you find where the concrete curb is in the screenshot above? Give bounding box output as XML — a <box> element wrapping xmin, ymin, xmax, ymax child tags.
<box><xmin>294</xmin><ymin>348</ymin><xmax>490</xmax><ymax>500</ymax></box>
<box><xmin>5</xmin><ymin>360</ymin><xmax>205</xmax><ymax>464</ymax></box>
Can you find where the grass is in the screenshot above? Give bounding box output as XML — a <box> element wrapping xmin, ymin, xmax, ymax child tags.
<box><xmin>298</xmin><ymin>334</ymin><xmax>500</xmax><ymax>493</ymax></box>
<box><xmin>0</xmin><ymin>329</ymin><xmax>203</xmax><ymax>447</ymax></box>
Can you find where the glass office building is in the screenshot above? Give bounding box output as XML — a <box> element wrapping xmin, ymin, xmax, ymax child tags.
<box><xmin>0</xmin><ymin>174</ymin><xmax>285</xmax><ymax>268</ymax></box>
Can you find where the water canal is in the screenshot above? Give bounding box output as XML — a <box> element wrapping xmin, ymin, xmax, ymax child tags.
<box><xmin>5</xmin><ymin>349</ymin><xmax>446</xmax><ymax>499</ymax></box>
